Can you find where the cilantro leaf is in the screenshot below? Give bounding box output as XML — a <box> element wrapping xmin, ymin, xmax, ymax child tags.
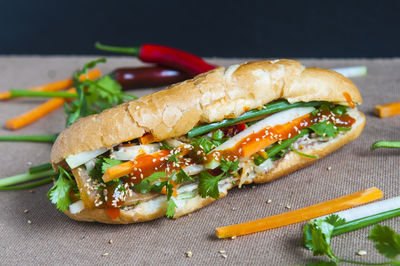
<box><xmin>47</xmin><ymin>167</ymin><xmax>74</xmax><ymax>212</ymax></box>
<box><xmin>220</xmin><ymin>158</ymin><xmax>239</xmax><ymax>174</ymax></box>
<box><xmin>65</xmin><ymin>58</ymin><xmax>137</xmax><ymax>127</ymax></box>
<box><xmin>88</xmin><ymin>157</ymin><xmax>105</xmax><ymax>181</ymax></box>
<box><xmin>192</xmin><ymin>137</ymin><xmax>215</xmax><ymax>154</ymax></box>
<box><xmin>368</xmin><ymin>224</ymin><xmax>400</xmax><ymax>259</ymax></box>
<box><xmin>324</xmin><ymin>215</ymin><xmax>346</xmax><ymax>227</ymax></box>
<box><xmin>176</xmin><ymin>169</ymin><xmax>194</xmax><ymax>183</ymax></box>
<box><xmin>331</xmin><ymin>105</ymin><xmax>348</xmax><ymax>115</ymax></box>
<box><xmin>134</xmin><ymin>172</ymin><xmax>166</xmax><ymax>194</ymax></box>
<box><xmin>302</xmin><ymin>219</ymin><xmax>335</xmax><ymax>258</ymax></box>
<box><xmin>198</xmin><ymin>171</ymin><xmax>221</xmax><ymax>199</ymax></box>
<box><xmin>166</xmin><ymin>198</ymin><xmax>177</xmax><ymax>218</ymax></box>
<box><xmin>101</xmin><ymin>158</ymin><xmax>122</xmax><ymax>173</ymax></box>
<box><xmin>309</xmin><ymin>121</ymin><xmax>338</xmax><ymax>138</ymax></box>
<box><xmin>160</xmin><ymin>141</ymin><xmax>173</xmax><ymax>150</ymax></box>
<box><xmin>168</xmin><ymin>152</ymin><xmax>182</xmax><ymax>163</ymax></box>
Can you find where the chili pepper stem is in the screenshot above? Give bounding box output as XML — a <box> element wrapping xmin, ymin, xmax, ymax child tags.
<box><xmin>95</xmin><ymin>42</ymin><xmax>140</xmax><ymax>56</ymax></box>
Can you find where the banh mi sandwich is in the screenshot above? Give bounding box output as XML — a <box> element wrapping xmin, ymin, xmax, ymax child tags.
<box><xmin>49</xmin><ymin>59</ymin><xmax>365</xmax><ymax>224</ymax></box>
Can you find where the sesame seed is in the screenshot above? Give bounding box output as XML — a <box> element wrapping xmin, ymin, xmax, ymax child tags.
<box><xmin>219</xmin><ymin>250</ymin><xmax>226</xmax><ymax>254</ymax></box>
<box><xmin>102</xmin><ymin>253</ymin><xmax>109</xmax><ymax>257</ymax></box>
<box><xmin>27</xmin><ymin>161</ymin><xmax>32</xmax><ymax>166</ymax></box>
<box><xmin>136</xmin><ymin>106</ymin><xmax>140</xmax><ymax>110</ymax></box>
<box><xmin>327</xmin><ymin>166</ymin><xmax>332</xmax><ymax>171</ymax></box>
<box><xmin>266</xmin><ymin>199</ymin><xmax>272</xmax><ymax>204</ymax></box>
<box><xmin>27</xmin><ymin>220</ymin><xmax>32</xmax><ymax>224</ymax></box>
<box><xmin>285</xmin><ymin>205</ymin><xmax>291</xmax><ymax>210</ymax></box>
<box><xmin>24</xmin><ymin>209</ymin><xmax>29</xmax><ymax>214</ymax></box>
<box><xmin>185</xmin><ymin>251</ymin><xmax>193</xmax><ymax>258</ymax></box>
<box><xmin>109</xmin><ymin>239</ymin><xmax>114</xmax><ymax>244</ymax></box>
<box><xmin>231</xmin><ymin>207</ymin><xmax>236</xmax><ymax>211</ymax></box>
<box><xmin>230</xmin><ymin>236</ymin><xmax>236</xmax><ymax>240</ymax></box>
<box><xmin>221</xmin><ymin>254</ymin><xmax>228</xmax><ymax>258</ymax></box>
<box><xmin>357</xmin><ymin>250</ymin><xmax>367</xmax><ymax>256</ymax></box>
<box><xmin>153</xmin><ymin>159</ymin><xmax>157</xmax><ymax>162</ymax></box>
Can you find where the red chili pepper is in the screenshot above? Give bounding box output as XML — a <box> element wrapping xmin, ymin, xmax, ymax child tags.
<box><xmin>95</xmin><ymin>42</ymin><xmax>216</xmax><ymax>77</ymax></box>
<box><xmin>111</xmin><ymin>66</ymin><xmax>188</xmax><ymax>90</ymax></box>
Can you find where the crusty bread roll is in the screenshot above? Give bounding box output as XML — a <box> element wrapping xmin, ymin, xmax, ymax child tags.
<box><xmin>50</xmin><ymin>59</ymin><xmax>365</xmax><ymax>224</ymax></box>
<box><xmin>51</xmin><ymin>59</ymin><xmax>361</xmax><ymax>166</ymax></box>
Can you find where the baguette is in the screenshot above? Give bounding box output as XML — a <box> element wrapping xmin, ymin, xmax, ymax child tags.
<box><xmin>50</xmin><ymin>59</ymin><xmax>365</xmax><ymax>224</ymax></box>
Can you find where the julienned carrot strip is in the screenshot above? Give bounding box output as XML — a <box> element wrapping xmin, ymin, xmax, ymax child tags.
<box><xmin>103</xmin><ymin>161</ymin><xmax>135</xmax><ymax>183</ymax></box>
<box><xmin>215</xmin><ymin>187</ymin><xmax>383</xmax><ymax>238</ymax></box>
<box><xmin>374</xmin><ymin>102</ymin><xmax>400</xmax><ymax>118</ymax></box>
<box><xmin>241</xmin><ymin>114</ymin><xmax>311</xmax><ymax>158</ymax></box>
<box><xmin>5</xmin><ymin>88</ymin><xmax>76</xmax><ymax>130</ymax></box>
<box><xmin>0</xmin><ymin>69</ymin><xmax>101</xmax><ymax>100</ymax></box>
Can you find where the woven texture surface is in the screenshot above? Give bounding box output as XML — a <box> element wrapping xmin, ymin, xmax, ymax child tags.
<box><xmin>0</xmin><ymin>57</ymin><xmax>399</xmax><ymax>265</ymax></box>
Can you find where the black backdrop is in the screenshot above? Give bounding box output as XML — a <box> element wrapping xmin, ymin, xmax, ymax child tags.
<box><xmin>1</xmin><ymin>0</ymin><xmax>399</xmax><ymax>57</ymax></box>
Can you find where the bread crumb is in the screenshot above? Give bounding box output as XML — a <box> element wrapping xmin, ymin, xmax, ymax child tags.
<box><xmin>231</xmin><ymin>207</ymin><xmax>236</xmax><ymax>211</ymax></box>
<box><xmin>102</xmin><ymin>253</ymin><xmax>109</xmax><ymax>257</ymax></box>
<box><xmin>24</xmin><ymin>209</ymin><xmax>29</xmax><ymax>214</ymax></box>
<box><xmin>27</xmin><ymin>220</ymin><xmax>32</xmax><ymax>224</ymax></box>
<box><xmin>221</xmin><ymin>254</ymin><xmax>228</xmax><ymax>258</ymax></box>
<box><xmin>357</xmin><ymin>250</ymin><xmax>367</xmax><ymax>256</ymax></box>
<box><xmin>29</xmin><ymin>190</ymin><xmax>35</xmax><ymax>193</ymax></box>
<box><xmin>230</xmin><ymin>236</ymin><xmax>236</xmax><ymax>240</ymax></box>
<box><xmin>266</xmin><ymin>199</ymin><xmax>272</xmax><ymax>204</ymax></box>
<box><xmin>285</xmin><ymin>205</ymin><xmax>291</xmax><ymax>210</ymax></box>
<box><xmin>108</xmin><ymin>239</ymin><xmax>114</xmax><ymax>244</ymax></box>
<box><xmin>219</xmin><ymin>250</ymin><xmax>226</xmax><ymax>254</ymax></box>
<box><xmin>327</xmin><ymin>166</ymin><xmax>332</xmax><ymax>171</ymax></box>
<box><xmin>185</xmin><ymin>251</ymin><xmax>192</xmax><ymax>258</ymax></box>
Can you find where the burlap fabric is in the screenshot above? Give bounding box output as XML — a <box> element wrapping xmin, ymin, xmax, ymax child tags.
<box><xmin>1</xmin><ymin>57</ymin><xmax>399</xmax><ymax>265</ymax></box>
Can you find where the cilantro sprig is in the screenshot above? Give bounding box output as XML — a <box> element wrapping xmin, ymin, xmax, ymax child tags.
<box><xmin>65</xmin><ymin>58</ymin><xmax>137</xmax><ymax>127</ymax></box>
<box><xmin>198</xmin><ymin>158</ymin><xmax>239</xmax><ymax>199</ymax></box>
<box><xmin>47</xmin><ymin>167</ymin><xmax>78</xmax><ymax>212</ymax></box>
<box><xmin>303</xmin><ymin>214</ymin><xmax>400</xmax><ymax>265</ymax></box>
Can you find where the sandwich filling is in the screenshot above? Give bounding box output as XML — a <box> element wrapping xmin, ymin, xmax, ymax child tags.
<box><xmin>50</xmin><ymin>100</ymin><xmax>358</xmax><ymax>219</ymax></box>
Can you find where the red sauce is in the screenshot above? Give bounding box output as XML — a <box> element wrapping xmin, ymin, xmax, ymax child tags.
<box><xmin>106</xmin><ymin>207</ymin><xmax>120</xmax><ymax>219</ymax></box>
<box><xmin>343</xmin><ymin>92</ymin><xmax>356</xmax><ymax>109</ymax></box>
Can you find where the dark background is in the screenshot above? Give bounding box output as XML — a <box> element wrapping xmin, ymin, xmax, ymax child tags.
<box><xmin>1</xmin><ymin>0</ymin><xmax>399</xmax><ymax>58</ymax></box>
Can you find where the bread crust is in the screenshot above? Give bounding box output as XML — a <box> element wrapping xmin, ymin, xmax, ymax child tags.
<box><xmin>51</xmin><ymin>59</ymin><xmax>362</xmax><ymax>165</ymax></box>
<box><xmin>64</xmin><ymin>110</ymin><xmax>365</xmax><ymax>224</ymax></box>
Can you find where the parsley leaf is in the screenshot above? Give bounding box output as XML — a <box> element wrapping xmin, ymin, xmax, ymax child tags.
<box><xmin>368</xmin><ymin>224</ymin><xmax>400</xmax><ymax>259</ymax></box>
<box><xmin>198</xmin><ymin>171</ymin><xmax>221</xmax><ymax>199</ymax></box>
<box><xmin>47</xmin><ymin>167</ymin><xmax>75</xmax><ymax>212</ymax></box>
<box><xmin>309</xmin><ymin>121</ymin><xmax>338</xmax><ymax>138</ymax></box>
<box><xmin>166</xmin><ymin>198</ymin><xmax>177</xmax><ymax>218</ymax></box>
<box><xmin>324</xmin><ymin>214</ymin><xmax>346</xmax><ymax>227</ymax></box>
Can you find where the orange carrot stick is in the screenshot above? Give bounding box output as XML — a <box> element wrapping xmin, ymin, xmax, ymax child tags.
<box><xmin>0</xmin><ymin>69</ymin><xmax>101</xmax><ymax>100</ymax></box>
<box><xmin>5</xmin><ymin>88</ymin><xmax>76</xmax><ymax>130</ymax></box>
<box><xmin>374</xmin><ymin>102</ymin><xmax>400</xmax><ymax>118</ymax></box>
<box><xmin>215</xmin><ymin>187</ymin><xmax>383</xmax><ymax>238</ymax></box>
<box><xmin>240</xmin><ymin>114</ymin><xmax>311</xmax><ymax>158</ymax></box>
